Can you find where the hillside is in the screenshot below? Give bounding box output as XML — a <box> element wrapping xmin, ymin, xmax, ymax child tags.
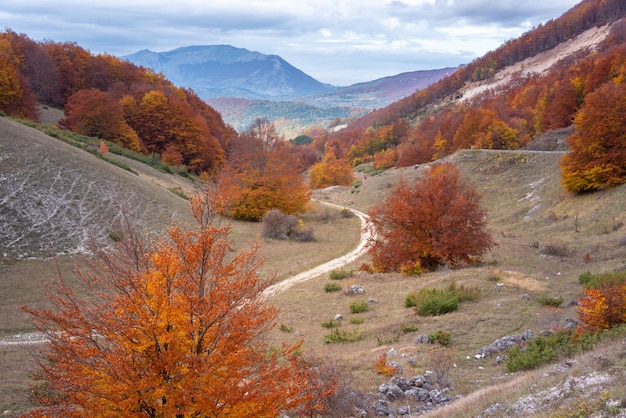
<box><xmin>270</xmin><ymin>140</ymin><xmax>626</xmax><ymax>416</ymax></box>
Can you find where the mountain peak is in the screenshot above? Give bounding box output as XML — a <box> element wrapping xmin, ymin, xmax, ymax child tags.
<box><xmin>122</xmin><ymin>45</ymin><xmax>334</xmax><ymax>100</ymax></box>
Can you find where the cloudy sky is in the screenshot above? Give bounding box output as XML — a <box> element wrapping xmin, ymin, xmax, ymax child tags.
<box><xmin>4</xmin><ymin>0</ymin><xmax>581</xmax><ymax>86</ymax></box>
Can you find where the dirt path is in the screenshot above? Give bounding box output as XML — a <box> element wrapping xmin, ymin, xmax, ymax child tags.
<box><xmin>261</xmin><ymin>200</ymin><xmax>374</xmax><ymax>299</ymax></box>
<box><xmin>0</xmin><ymin>201</ymin><xmax>373</xmax><ymax>345</ymax></box>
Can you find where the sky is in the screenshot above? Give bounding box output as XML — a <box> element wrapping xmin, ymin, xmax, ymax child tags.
<box><xmin>3</xmin><ymin>0</ymin><xmax>582</xmax><ymax>86</ymax></box>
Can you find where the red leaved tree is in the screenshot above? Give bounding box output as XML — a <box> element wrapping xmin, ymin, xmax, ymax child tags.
<box><xmin>24</xmin><ymin>188</ymin><xmax>331</xmax><ymax>417</ymax></box>
<box><xmin>368</xmin><ymin>162</ymin><xmax>495</xmax><ymax>272</ymax></box>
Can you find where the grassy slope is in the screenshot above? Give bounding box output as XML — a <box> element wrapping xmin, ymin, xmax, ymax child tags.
<box><xmin>268</xmin><ymin>142</ymin><xmax>626</xmax><ymax>415</ymax></box>
<box><xmin>1</xmin><ymin>116</ymin><xmax>625</xmax><ymax>415</ymax></box>
<box><xmin>0</xmin><ymin>116</ymin><xmax>361</xmax><ymax>414</ymax></box>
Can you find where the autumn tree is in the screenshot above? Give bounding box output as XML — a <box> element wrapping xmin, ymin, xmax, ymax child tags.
<box><xmin>60</xmin><ymin>88</ymin><xmax>141</xmax><ymax>151</ymax></box>
<box><xmin>577</xmin><ymin>272</ymin><xmax>626</xmax><ymax>333</ymax></box>
<box><xmin>560</xmin><ymin>82</ymin><xmax>626</xmax><ymax>192</ymax></box>
<box><xmin>0</xmin><ymin>36</ymin><xmax>38</xmax><ymax>119</ymax></box>
<box><xmin>368</xmin><ymin>162</ymin><xmax>495</xmax><ymax>272</ymax></box>
<box><xmin>309</xmin><ymin>150</ymin><xmax>355</xmax><ymax>189</ymax></box>
<box><xmin>24</xmin><ymin>189</ymin><xmax>331</xmax><ymax>417</ymax></box>
<box><xmin>219</xmin><ymin>118</ymin><xmax>310</xmax><ymax>221</ymax></box>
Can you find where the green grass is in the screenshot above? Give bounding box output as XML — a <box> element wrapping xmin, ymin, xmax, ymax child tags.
<box><xmin>323</xmin><ymin>328</ymin><xmax>364</xmax><ymax>344</ymax></box>
<box><xmin>349</xmin><ymin>301</ymin><xmax>369</xmax><ymax>314</ymax></box>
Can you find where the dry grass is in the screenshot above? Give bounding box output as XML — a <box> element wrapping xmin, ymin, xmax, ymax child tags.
<box><xmin>3</xmin><ymin>116</ymin><xmax>626</xmax><ymax>415</ymax></box>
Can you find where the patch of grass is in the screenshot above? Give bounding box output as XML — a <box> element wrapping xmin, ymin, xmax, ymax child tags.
<box><xmin>168</xmin><ymin>187</ymin><xmax>189</xmax><ymax>200</ymax></box>
<box><xmin>429</xmin><ymin>330</ymin><xmax>452</xmax><ymax>347</ymax></box>
<box><xmin>447</xmin><ymin>280</ymin><xmax>481</xmax><ymax>302</ymax></box>
<box><xmin>536</xmin><ymin>294</ymin><xmax>564</xmax><ymax>307</ymax></box>
<box><xmin>411</xmin><ymin>288</ymin><xmax>459</xmax><ymax>316</ymax></box>
<box><xmin>323</xmin><ymin>328</ymin><xmax>364</xmax><ymax>344</ymax></box>
<box><xmin>349</xmin><ymin>317</ymin><xmax>365</xmax><ymax>325</ymax></box>
<box><xmin>321</xmin><ymin>319</ymin><xmax>341</xmax><ymax>329</ymax></box>
<box><xmin>329</xmin><ymin>268</ymin><xmax>353</xmax><ymax>280</ymax></box>
<box><xmin>377</xmin><ymin>332</ymin><xmax>400</xmax><ymax>346</ymax></box>
<box><xmin>400</xmin><ymin>324</ymin><xmax>420</xmax><ymax>334</ymax></box>
<box><xmin>324</xmin><ymin>282</ymin><xmax>342</xmax><ymax>293</ymax></box>
<box><xmin>349</xmin><ymin>301</ymin><xmax>369</xmax><ymax>314</ymax></box>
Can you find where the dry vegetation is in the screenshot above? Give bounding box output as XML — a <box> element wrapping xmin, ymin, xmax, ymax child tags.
<box><xmin>1</xmin><ymin>119</ymin><xmax>625</xmax><ymax>416</ymax></box>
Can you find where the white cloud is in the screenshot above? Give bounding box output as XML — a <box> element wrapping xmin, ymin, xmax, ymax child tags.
<box><xmin>2</xmin><ymin>0</ymin><xmax>581</xmax><ymax>85</ymax></box>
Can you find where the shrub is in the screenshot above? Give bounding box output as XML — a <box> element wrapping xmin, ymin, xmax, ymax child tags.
<box><xmin>323</xmin><ymin>328</ymin><xmax>364</xmax><ymax>344</ymax></box>
<box><xmin>413</xmin><ymin>288</ymin><xmax>458</xmax><ymax>316</ymax></box>
<box><xmin>429</xmin><ymin>330</ymin><xmax>451</xmax><ymax>347</ymax></box>
<box><xmin>262</xmin><ymin>209</ymin><xmax>298</xmax><ymax>240</ymax></box>
<box><xmin>400</xmin><ymin>324</ymin><xmax>419</xmax><ymax>334</ymax></box>
<box><xmin>536</xmin><ymin>294</ymin><xmax>564</xmax><ymax>307</ymax></box>
<box><xmin>350</xmin><ymin>301</ymin><xmax>369</xmax><ymax>314</ymax></box>
<box><xmin>349</xmin><ymin>317</ymin><xmax>364</xmax><ymax>325</ymax></box>
<box><xmin>505</xmin><ymin>332</ymin><xmax>572</xmax><ymax>372</ymax></box>
<box><xmin>291</xmin><ymin>226</ymin><xmax>315</xmax><ymax>242</ymax></box>
<box><xmin>324</xmin><ymin>283</ymin><xmax>342</xmax><ymax>293</ymax></box>
<box><xmin>329</xmin><ymin>268</ymin><xmax>353</xmax><ymax>280</ymax></box>
<box><xmin>372</xmin><ymin>353</ymin><xmax>399</xmax><ymax>377</ymax></box>
<box><xmin>321</xmin><ymin>319</ymin><xmax>341</xmax><ymax>329</ymax></box>
<box><xmin>404</xmin><ymin>292</ymin><xmax>419</xmax><ymax>308</ymax></box>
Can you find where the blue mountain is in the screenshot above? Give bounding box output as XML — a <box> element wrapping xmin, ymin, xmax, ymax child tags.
<box><xmin>122</xmin><ymin>45</ymin><xmax>335</xmax><ymax>100</ymax></box>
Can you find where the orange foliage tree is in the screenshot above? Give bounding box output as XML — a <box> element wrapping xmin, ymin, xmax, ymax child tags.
<box><xmin>577</xmin><ymin>272</ymin><xmax>626</xmax><ymax>333</ymax></box>
<box><xmin>368</xmin><ymin>162</ymin><xmax>495</xmax><ymax>272</ymax></box>
<box><xmin>219</xmin><ymin>118</ymin><xmax>310</xmax><ymax>221</ymax></box>
<box><xmin>560</xmin><ymin>82</ymin><xmax>626</xmax><ymax>192</ymax></box>
<box><xmin>309</xmin><ymin>150</ymin><xmax>355</xmax><ymax>189</ymax></box>
<box><xmin>24</xmin><ymin>189</ymin><xmax>330</xmax><ymax>416</ymax></box>
<box><xmin>60</xmin><ymin>88</ymin><xmax>141</xmax><ymax>151</ymax></box>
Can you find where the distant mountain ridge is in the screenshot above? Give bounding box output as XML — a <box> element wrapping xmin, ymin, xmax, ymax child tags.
<box><xmin>122</xmin><ymin>45</ymin><xmax>456</xmax><ymax>134</ymax></box>
<box><xmin>122</xmin><ymin>45</ymin><xmax>335</xmax><ymax>100</ymax></box>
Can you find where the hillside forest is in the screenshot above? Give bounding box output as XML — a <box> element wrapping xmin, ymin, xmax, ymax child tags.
<box><xmin>2</xmin><ymin>0</ymin><xmax>626</xmax><ymax>204</ymax></box>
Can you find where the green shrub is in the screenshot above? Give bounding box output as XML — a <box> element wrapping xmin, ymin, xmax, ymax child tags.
<box><xmin>578</xmin><ymin>270</ymin><xmax>626</xmax><ymax>288</ymax></box>
<box><xmin>536</xmin><ymin>294</ymin><xmax>564</xmax><ymax>307</ymax></box>
<box><xmin>350</xmin><ymin>301</ymin><xmax>369</xmax><ymax>314</ymax></box>
<box><xmin>324</xmin><ymin>283</ymin><xmax>342</xmax><ymax>293</ymax></box>
<box><xmin>323</xmin><ymin>328</ymin><xmax>364</xmax><ymax>344</ymax></box>
<box><xmin>349</xmin><ymin>317</ymin><xmax>365</xmax><ymax>325</ymax></box>
<box><xmin>329</xmin><ymin>268</ymin><xmax>353</xmax><ymax>280</ymax></box>
<box><xmin>400</xmin><ymin>324</ymin><xmax>419</xmax><ymax>334</ymax></box>
<box><xmin>321</xmin><ymin>319</ymin><xmax>341</xmax><ymax>329</ymax></box>
<box><xmin>413</xmin><ymin>288</ymin><xmax>458</xmax><ymax>316</ymax></box>
<box><xmin>504</xmin><ymin>331</ymin><xmax>598</xmax><ymax>372</ymax></box>
<box><xmin>505</xmin><ymin>336</ymin><xmax>560</xmax><ymax>372</ymax></box>
<box><xmin>429</xmin><ymin>330</ymin><xmax>451</xmax><ymax>346</ymax></box>
<box><xmin>404</xmin><ymin>292</ymin><xmax>419</xmax><ymax>308</ymax></box>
